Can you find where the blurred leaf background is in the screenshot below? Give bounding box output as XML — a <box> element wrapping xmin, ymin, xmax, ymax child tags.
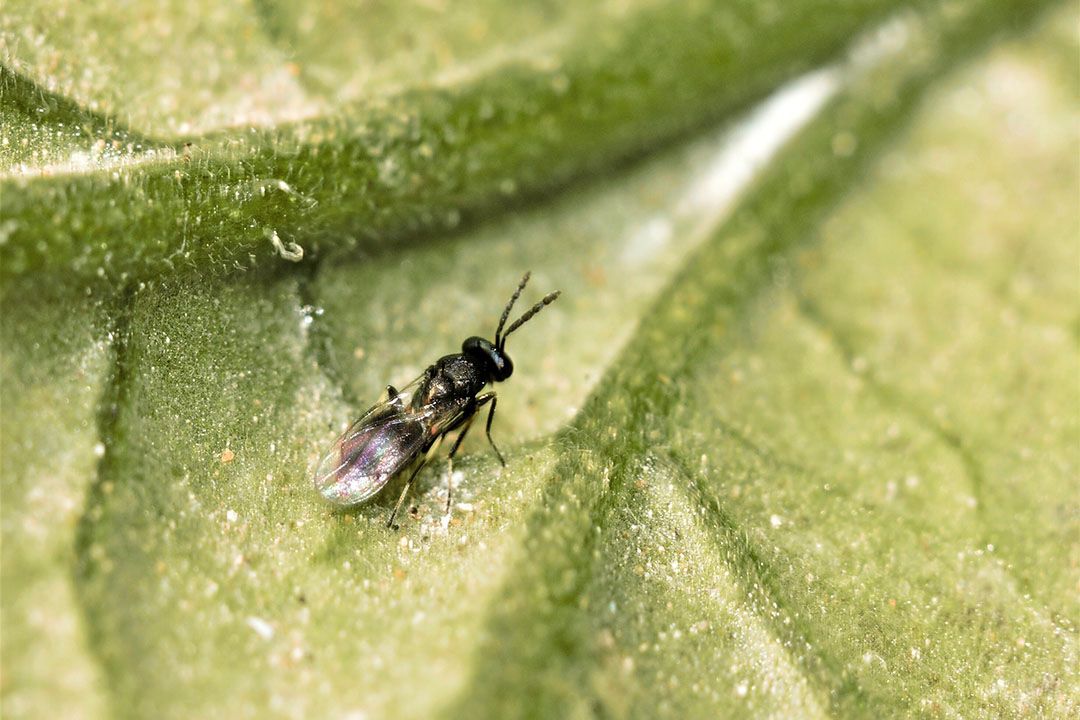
<box><xmin>1</xmin><ymin>1</ymin><xmax>1076</xmax><ymax>718</ymax></box>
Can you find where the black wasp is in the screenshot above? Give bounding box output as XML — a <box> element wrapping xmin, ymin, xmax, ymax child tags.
<box><xmin>314</xmin><ymin>272</ymin><xmax>560</xmax><ymax>528</ymax></box>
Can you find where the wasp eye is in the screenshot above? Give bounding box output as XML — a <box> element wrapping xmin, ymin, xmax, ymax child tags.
<box><xmin>493</xmin><ymin>353</ymin><xmax>513</xmax><ymax>381</ymax></box>
<box><xmin>463</xmin><ymin>336</ymin><xmax>513</xmax><ymax>381</ymax></box>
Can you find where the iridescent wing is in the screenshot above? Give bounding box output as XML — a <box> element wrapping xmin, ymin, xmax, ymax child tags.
<box><xmin>313</xmin><ymin>378</ymin><xmax>470</xmax><ymax>506</ymax></box>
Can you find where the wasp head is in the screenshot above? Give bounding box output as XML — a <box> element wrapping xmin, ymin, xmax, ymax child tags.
<box><xmin>462</xmin><ymin>336</ymin><xmax>513</xmax><ymax>382</ymax></box>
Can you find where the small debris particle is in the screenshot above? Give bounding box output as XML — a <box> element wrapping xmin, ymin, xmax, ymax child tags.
<box><xmin>832</xmin><ymin>130</ymin><xmax>858</xmax><ymax>157</ymax></box>
<box><xmin>393</xmin><ymin>568</ymin><xmax>407</xmax><ymax>581</ymax></box>
<box><xmin>584</xmin><ymin>265</ymin><xmax>606</xmax><ymax>287</ymax></box>
<box><xmin>267</xmin><ymin>229</ymin><xmax>304</xmax><ymax>262</ymax></box>
<box><xmin>247</xmin><ymin>616</ymin><xmax>275</xmax><ymax>640</ymax></box>
<box><xmin>769</xmin><ymin>514</ymin><xmax>783</xmax><ymax>528</ymax></box>
<box><xmin>220</xmin><ymin>448</ymin><xmax>235</xmax><ymax>463</ymax></box>
<box><xmin>226</xmin><ymin>509</ymin><xmax>239</xmax><ymax>523</ymax></box>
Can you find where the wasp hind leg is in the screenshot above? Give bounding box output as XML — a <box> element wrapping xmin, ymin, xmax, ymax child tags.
<box><xmin>386</xmin><ymin>437</ymin><xmax>443</xmax><ymax>529</ymax></box>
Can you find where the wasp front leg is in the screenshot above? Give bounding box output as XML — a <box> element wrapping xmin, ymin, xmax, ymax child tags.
<box><xmin>480</xmin><ymin>392</ymin><xmax>505</xmax><ymax>466</ymax></box>
<box><xmin>444</xmin><ymin>414</ymin><xmax>475</xmax><ymax>515</ymax></box>
<box><xmin>444</xmin><ymin>392</ymin><xmax>497</xmax><ymax>516</ymax></box>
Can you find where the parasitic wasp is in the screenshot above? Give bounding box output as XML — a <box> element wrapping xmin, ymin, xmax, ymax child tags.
<box><xmin>314</xmin><ymin>272</ymin><xmax>560</xmax><ymax>528</ymax></box>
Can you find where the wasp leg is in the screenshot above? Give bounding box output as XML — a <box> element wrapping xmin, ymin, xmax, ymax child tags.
<box><xmin>386</xmin><ymin>437</ymin><xmax>443</xmax><ymax>529</ymax></box>
<box><xmin>383</xmin><ymin>384</ymin><xmax>405</xmax><ymax>409</ymax></box>
<box><xmin>445</xmin><ymin>411</ymin><xmax>480</xmax><ymax>514</ymax></box>
<box><xmin>478</xmin><ymin>392</ymin><xmax>505</xmax><ymax>466</ymax></box>
<box><xmin>386</xmin><ymin>460</ymin><xmax>426</xmax><ymax>529</ymax></box>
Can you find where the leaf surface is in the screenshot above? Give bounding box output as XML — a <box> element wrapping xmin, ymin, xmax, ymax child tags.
<box><xmin>1</xmin><ymin>2</ymin><xmax>1076</xmax><ymax>719</ymax></box>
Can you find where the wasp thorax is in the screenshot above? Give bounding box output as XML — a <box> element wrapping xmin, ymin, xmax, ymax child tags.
<box><xmin>462</xmin><ymin>336</ymin><xmax>513</xmax><ymax>382</ymax></box>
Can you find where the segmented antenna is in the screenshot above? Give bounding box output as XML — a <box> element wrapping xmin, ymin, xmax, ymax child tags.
<box><xmin>498</xmin><ymin>290</ymin><xmax>561</xmax><ymax>350</ymax></box>
<box><xmin>494</xmin><ymin>272</ymin><xmax>532</xmax><ymax>347</ymax></box>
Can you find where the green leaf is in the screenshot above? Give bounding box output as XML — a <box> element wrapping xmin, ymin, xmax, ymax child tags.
<box><xmin>2</xmin><ymin>1</ymin><xmax>1076</xmax><ymax>719</ymax></box>
<box><xmin>2</xmin><ymin>0</ymin><xmax>900</xmax><ymax>282</ymax></box>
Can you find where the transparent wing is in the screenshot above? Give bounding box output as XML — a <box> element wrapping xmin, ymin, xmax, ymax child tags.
<box><xmin>313</xmin><ymin>376</ymin><xmax>472</xmax><ymax>507</ymax></box>
<box><xmin>314</xmin><ymin>378</ymin><xmax>432</xmax><ymax>506</ymax></box>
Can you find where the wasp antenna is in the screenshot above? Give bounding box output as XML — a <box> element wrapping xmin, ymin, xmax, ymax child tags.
<box><xmin>494</xmin><ymin>272</ymin><xmax>532</xmax><ymax>346</ymax></box>
<box><xmin>499</xmin><ymin>290</ymin><xmax>561</xmax><ymax>350</ymax></box>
